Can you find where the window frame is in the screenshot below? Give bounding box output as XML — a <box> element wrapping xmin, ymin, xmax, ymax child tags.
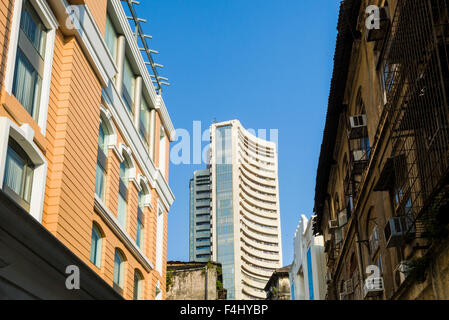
<box><xmin>90</xmin><ymin>223</ymin><xmax>103</xmax><ymax>268</ymax></box>
<box><xmin>95</xmin><ymin>119</ymin><xmax>109</xmax><ymax>201</ymax></box>
<box><xmin>5</xmin><ymin>0</ymin><xmax>58</xmax><ymax>134</ymax></box>
<box><xmin>122</xmin><ymin>57</ymin><xmax>136</xmax><ymax>114</ymax></box>
<box><xmin>0</xmin><ymin>117</ymin><xmax>47</xmax><ymax>221</ymax></box>
<box><xmin>133</xmin><ymin>269</ymin><xmax>143</xmax><ymax>300</ymax></box>
<box><xmin>113</xmin><ymin>249</ymin><xmax>126</xmax><ymax>293</ymax></box>
<box><xmin>3</xmin><ymin>138</ymin><xmax>35</xmax><ymax>212</ymax></box>
<box><xmin>104</xmin><ymin>13</ymin><xmax>118</xmax><ymax>63</ymax></box>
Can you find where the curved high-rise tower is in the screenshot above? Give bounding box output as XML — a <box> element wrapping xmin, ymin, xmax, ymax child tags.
<box><xmin>210</xmin><ymin>120</ymin><xmax>283</xmax><ymax>300</ymax></box>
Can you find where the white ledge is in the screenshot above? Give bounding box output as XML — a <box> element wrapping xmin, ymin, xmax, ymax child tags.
<box><xmin>94</xmin><ymin>195</ymin><xmax>153</xmax><ymax>272</ymax></box>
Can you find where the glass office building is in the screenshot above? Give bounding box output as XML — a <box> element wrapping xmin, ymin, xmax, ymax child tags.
<box><xmin>189</xmin><ymin>169</ymin><xmax>212</xmax><ymax>262</ymax></box>
<box><xmin>210</xmin><ymin>120</ymin><xmax>283</xmax><ymax>300</ymax></box>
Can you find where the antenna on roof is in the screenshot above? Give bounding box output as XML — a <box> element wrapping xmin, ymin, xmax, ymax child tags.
<box><xmin>121</xmin><ymin>0</ymin><xmax>170</xmax><ymax>94</ymax></box>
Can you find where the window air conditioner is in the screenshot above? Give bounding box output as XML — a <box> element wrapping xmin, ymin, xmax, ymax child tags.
<box><xmin>350</xmin><ymin>115</ymin><xmax>367</xmax><ymax>129</ymax></box>
<box><xmin>384</xmin><ymin>216</ymin><xmax>415</xmax><ymax>248</ymax></box>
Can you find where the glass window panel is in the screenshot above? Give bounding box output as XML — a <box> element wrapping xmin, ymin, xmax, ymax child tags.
<box><xmin>136</xmin><ymin>217</ymin><xmax>143</xmax><ymax>248</ymax></box>
<box><xmin>20</xmin><ymin>0</ymin><xmax>47</xmax><ymax>56</ymax></box>
<box><xmin>12</xmin><ymin>49</ymin><xmax>42</xmax><ymax>118</ymax></box>
<box><xmin>113</xmin><ymin>250</ymin><xmax>124</xmax><ymax>287</ymax></box>
<box><xmin>98</xmin><ymin>122</ymin><xmax>108</xmax><ymax>153</ymax></box>
<box><xmin>133</xmin><ymin>271</ymin><xmax>142</xmax><ymax>300</ymax></box>
<box><xmin>117</xmin><ymin>193</ymin><xmax>127</xmax><ymax>228</ymax></box>
<box><xmin>90</xmin><ymin>225</ymin><xmax>102</xmax><ymax>268</ymax></box>
<box><xmin>105</xmin><ymin>15</ymin><xmax>118</xmax><ymax>61</ymax></box>
<box><xmin>3</xmin><ymin>143</ymin><xmax>33</xmax><ymax>205</ymax></box>
<box><xmin>119</xmin><ymin>161</ymin><xmax>128</xmax><ymax>185</ymax></box>
<box><xmin>4</xmin><ymin>146</ymin><xmax>26</xmax><ymax>197</ymax></box>
<box><xmin>95</xmin><ymin>163</ymin><xmax>106</xmax><ymax>200</ymax></box>
<box><xmin>122</xmin><ymin>58</ymin><xmax>135</xmax><ymax>112</ymax></box>
<box><xmin>139</xmin><ymin>99</ymin><xmax>151</xmax><ymax>144</ymax></box>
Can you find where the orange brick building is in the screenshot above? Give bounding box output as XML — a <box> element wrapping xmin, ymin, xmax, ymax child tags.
<box><xmin>0</xmin><ymin>0</ymin><xmax>175</xmax><ymax>300</ymax></box>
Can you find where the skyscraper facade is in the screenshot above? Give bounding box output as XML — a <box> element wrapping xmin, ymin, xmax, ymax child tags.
<box><xmin>189</xmin><ymin>169</ymin><xmax>212</xmax><ymax>262</ymax></box>
<box><xmin>210</xmin><ymin>120</ymin><xmax>283</xmax><ymax>300</ymax></box>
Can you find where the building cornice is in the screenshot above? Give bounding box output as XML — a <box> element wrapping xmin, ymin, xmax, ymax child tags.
<box><xmin>109</xmin><ymin>0</ymin><xmax>175</xmax><ymax>141</ymax></box>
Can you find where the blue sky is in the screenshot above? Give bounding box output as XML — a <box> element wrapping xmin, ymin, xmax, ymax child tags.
<box><xmin>139</xmin><ymin>0</ymin><xmax>340</xmax><ymax>265</ymax></box>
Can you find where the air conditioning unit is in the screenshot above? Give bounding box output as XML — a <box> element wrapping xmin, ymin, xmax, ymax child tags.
<box><xmin>364</xmin><ymin>277</ymin><xmax>384</xmax><ymax>298</ymax></box>
<box><xmin>384</xmin><ymin>216</ymin><xmax>415</xmax><ymax>248</ymax></box>
<box><xmin>339</xmin><ymin>209</ymin><xmax>348</xmax><ymax>227</ymax></box>
<box><xmin>353</xmin><ymin>150</ymin><xmax>369</xmax><ymax>162</ymax></box>
<box><xmin>350</xmin><ymin>115</ymin><xmax>367</xmax><ymax>129</ymax></box>
<box><xmin>394</xmin><ymin>261</ymin><xmax>410</xmax><ymax>287</ymax></box>
<box><xmin>329</xmin><ymin>219</ymin><xmax>339</xmax><ymax>229</ymax></box>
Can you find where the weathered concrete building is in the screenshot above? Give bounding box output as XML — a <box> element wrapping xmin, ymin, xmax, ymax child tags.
<box><xmin>264</xmin><ymin>266</ymin><xmax>291</xmax><ymax>300</ymax></box>
<box><xmin>166</xmin><ymin>261</ymin><xmax>226</xmax><ymax>300</ymax></box>
<box><xmin>314</xmin><ymin>0</ymin><xmax>449</xmax><ymax>300</ymax></box>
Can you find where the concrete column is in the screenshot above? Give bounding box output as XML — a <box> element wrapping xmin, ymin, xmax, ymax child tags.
<box><xmin>115</xmin><ymin>35</ymin><xmax>126</xmax><ymax>95</ymax></box>
<box><xmin>134</xmin><ymin>76</ymin><xmax>143</xmax><ymax>128</ymax></box>
<box><xmin>149</xmin><ymin>109</ymin><xmax>156</xmax><ymax>160</ymax></box>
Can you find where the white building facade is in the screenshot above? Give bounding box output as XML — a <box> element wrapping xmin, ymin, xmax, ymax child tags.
<box><xmin>210</xmin><ymin>120</ymin><xmax>283</xmax><ymax>300</ymax></box>
<box><xmin>290</xmin><ymin>215</ymin><xmax>326</xmax><ymax>300</ymax></box>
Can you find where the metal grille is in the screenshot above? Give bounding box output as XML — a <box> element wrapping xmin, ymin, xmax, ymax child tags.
<box><xmin>381</xmin><ymin>0</ymin><xmax>449</xmax><ymax>240</ymax></box>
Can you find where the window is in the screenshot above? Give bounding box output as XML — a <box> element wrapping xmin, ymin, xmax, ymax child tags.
<box><xmin>117</xmin><ymin>160</ymin><xmax>129</xmax><ymax>228</ymax></box>
<box><xmin>11</xmin><ymin>0</ymin><xmax>48</xmax><ymax>119</ymax></box>
<box><xmin>113</xmin><ymin>249</ymin><xmax>125</xmax><ymax>292</ymax></box>
<box><xmin>136</xmin><ymin>191</ymin><xmax>145</xmax><ymax>248</ymax></box>
<box><xmin>122</xmin><ymin>58</ymin><xmax>135</xmax><ymax>114</ymax></box>
<box><xmin>159</xmin><ymin>127</ymin><xmax>166</xmax><ymax>176</ymax></box>
<box><xmin>139</xmin><ymin>98</ymin><xmax>151</xmax><ymax>146</ymax></box>
<box><xmin>0</xmin><ymin>118</ymin><xmax>47</xmax><ymax>221</ymax></box>
<box><xmin>133</xmin><ymin>269</ymin><xmax>143</xmax><ymax>300</ymax></box>
<box><xmin>105</xmin><ymin>14</ymin><xmax>118</xmax><ymax>62</ymax></box>
<box><xmin>95</xmin><ymin>120</ymin><xmax>108</xmax><ymax>201</ymax></box>
<box><xmin>156</xmin><ymin>207</ymin><xmax>164</xmax><ymax>273</ymax></box>
<box><xmin>90</xmin><ymin>223</ymin><xmax>103</xmax><ymax>268</ymax></box>
<box><xmin>3</xmin><ymin>138</ymin><xmax>34</xmax><ymax>211</ymax></box>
